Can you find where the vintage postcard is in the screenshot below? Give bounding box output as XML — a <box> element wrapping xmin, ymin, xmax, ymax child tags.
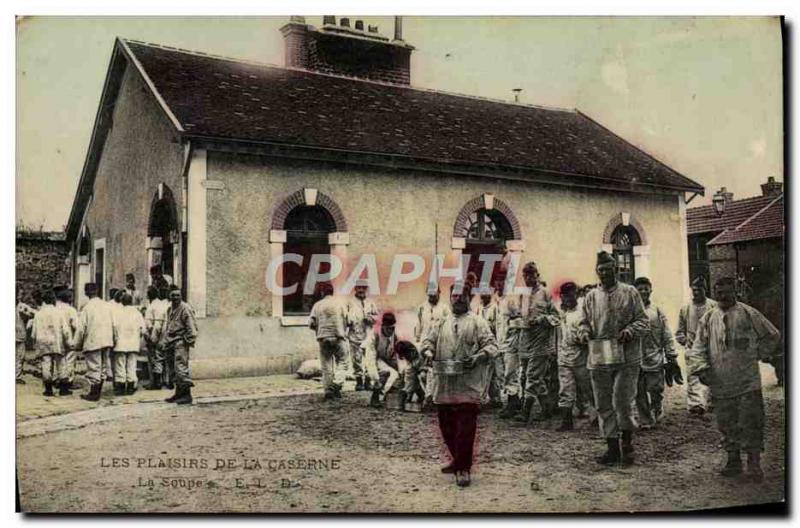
<box><xmin>15</xmin><ymin>16</ymin><xmax>785</xmax><ymax>513</ymax></box>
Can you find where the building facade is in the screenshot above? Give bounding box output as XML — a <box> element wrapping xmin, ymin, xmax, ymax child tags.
<box><xmin>66</xmin><ymin>17</ymin><xmax>704</xmax><ymax>378</ymax></box>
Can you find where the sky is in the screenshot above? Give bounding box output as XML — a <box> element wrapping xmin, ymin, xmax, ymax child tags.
<box><xmin>16</xmin><ymin>16</ymin><xmax>783</xmax><ymax>230</ymax></box>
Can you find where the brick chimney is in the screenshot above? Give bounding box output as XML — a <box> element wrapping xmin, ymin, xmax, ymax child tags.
<box><xmin>760</xmin><ymin>176</ymin><xmax>783</xmax><ymax>197</ymax></box>
<box><xmin>279</xmin><ymin>16</ymin><xmax>414</xmax><ymax>85</ymax></box>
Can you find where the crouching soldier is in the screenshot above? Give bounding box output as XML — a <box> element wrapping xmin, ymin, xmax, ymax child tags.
<box><xmin>31</xmin><ymin>290</ymin><xmax>73</xmax><ymax>396</ymax></box>
<box><xmin>160</xmin><ymin>287</ymin><xmax>198</xmax><ymax>405</ymax></box>
<box><xmin>364</xmin><ymin>313</ymin><xmax>400</xmax><ymax>408</ymax></box>
<box><xmin>420</xmin><ymin>281</ymin><xmax>498</xmax><ymax>487</ymax></box>
<box><xmin>634</xmin><ymin>277</ymin><xmax>680</xmax><ymax>429</ymax></box>
<box><xmin>308</xmin><ymin>282</ymin><xmax>348</xmax><ymax>401</ymax></box>
<box><xmin>555</xmin><ymin>282</ymin><xmax>594</xmax><ymax>432</ymax></box>
<box><xmin>394</xmin><ymin>340</ymin><xmax>428</xmax><ymax>410</ymax></box>
<box><xmin>687</xmin><ymin>277</ymin><xmax>780</xmax><ymax>482</ymax></box>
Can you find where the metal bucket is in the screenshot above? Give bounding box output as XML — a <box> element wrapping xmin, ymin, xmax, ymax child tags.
<box><xmin>384</xmin><ymin>391</ymin><xmax>404</xmax><ymax>410</ymax></box>
<box><xmin>588</xmin><ymin>339</ymin><xmax>624</xmax><ymax>367</ymax></box>
<box><xmin>405</xmin><ymin>401</ymin><xmax>423</xmax><ymax>413</ymax></box>
<box><xmin>432</xmin><ymin>359</ymin><xmax>464</xmax><ymax>375</ymax></box>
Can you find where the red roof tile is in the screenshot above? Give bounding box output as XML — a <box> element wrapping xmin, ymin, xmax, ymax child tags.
<box><xmin>123</xmin><ymin>40</ymin><xmax>703</xmax><ymax>193</ymax></box>
<box><xmin>686</xmin><ymin>194</ymin><xmax>777</xmax><ymax>235</ymax></box>
<box><xmin>708</xmin><ymin>196</ymin><xmax>784</xmax><ymax>245</ymax></box>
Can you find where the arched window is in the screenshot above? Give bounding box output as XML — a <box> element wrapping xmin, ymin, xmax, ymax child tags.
<box><xmin>147</xmin><ymin>184</ymin><xmax>180</xmax><ymax>292</ymax></box>
<box><xmin>460</xmin><ymin>208</ymin><xmax>514</xmax><ymax>288</ymax></box>
<box><xmin>611</xmin><ymin>225</ymin><xmax>641</xmax><ymax>284</ymax></box>
<box><xmin>284</xmin><ymin>205</ymin><xmax>336</xmax><ymax>315</ymax></box>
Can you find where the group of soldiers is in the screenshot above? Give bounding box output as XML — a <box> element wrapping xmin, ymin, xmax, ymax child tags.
<box><xmin>15</xmin><ymin>267</ymin><xmax>199</xmax><ymax>405</ymax></box>
<box><xmin>308</xmin><ymin>251</ymin><xmax>782</xmax><ymax>488</ymax></box>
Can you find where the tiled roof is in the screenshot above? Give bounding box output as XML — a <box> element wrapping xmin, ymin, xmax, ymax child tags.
<box><xmin>686</xmin><ymin>194</ymin><xmax>777</xmax><ymax>236</ymax></box>
<box><xmin>123</xmin><ymin>39</ymin><xmax>703</xmax><ymax>193</ymax></box>
<box><xmin>708</xmin><ymin>195</ymin><xmax>784</xmax><ymax>245</ymax></box>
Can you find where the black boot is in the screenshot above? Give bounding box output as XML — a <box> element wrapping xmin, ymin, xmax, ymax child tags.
<box><xmin>165</xmin><ymin>384</ymin><xmax>181</xmax><ymax>403</ymax></box>
<box><xmin>399</xmin><ymin>390</ymin><xmax>408</xmax><ymax>412</ymax></box>
<box><xmin>514</xmin><ymin>397</ymin><xmax>535</xmax><ymax>423</ymax></box>
<box><xmin>126</xmin><ymin>381</ymin><xmax>137</xmax><ymax>395</ymax></box>
<box><xmin>145</xmin><ymin>372</ymin><xmax>162</xmax><ymax>390</ymax></box>
<box><xmin>363</xmin><ymin>378</ymin><xmax>373</xmax><ymax>391</ymax></box>
<box><xmin>80</xmin><ymin>382</ymin><xmax>102</xmax><ymax>402</ymax></box>
<box><xmin>369</xmin><ymin>389</ymin><xmax>382</xmax><ymax>408</ymax></box>
<box><xmin>620</xmin><ymin>430</ymin><xmax>635</xmax><ymax>466</ymax></box>
<box><xmin>596</xmin><ymin>438</ymin><xmax>621</xmax><ymax>465</ymax></box>
<box><xmin>174</xmin><ymin>384</ymin><xmax>193</xmax><ymax>405</ymax></box>
<box><xmin>58</xmin><ymin>380</ymin><xmax>73</xmax><ymax>396</ymax></box>
<box><xmin>113</xmin><ymin>382</ymin><xmax>126</xmax><ymax>396</ymax></box>
<box><xmin>556</xmin><ymin>407</ymin><xmax>574</xmax><ymax>432</ymax></box>
<box><xmin>500</xmin><ymin>394</ymin><xmax>521</xmax><ymax>419</ymax></box>
<box><xmin>355</xmin><ymin>377</ymin><xmax>365</xmax><ymax>391</ymax></box>
<box><xmin>42</xmin><ymin>381</ymin><xmax>55</xmax><ymax>397</ymax></box>
<box><xmin>721</xmin><ymin>450</ymin><xmax>743</xmax><ymax>477</ymax></box>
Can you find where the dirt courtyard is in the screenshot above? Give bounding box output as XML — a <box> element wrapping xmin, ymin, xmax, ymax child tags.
<box><xmin>17</xmin><ymin>372</ymin><xmax>785</xmax><ymax>513</ymax></box>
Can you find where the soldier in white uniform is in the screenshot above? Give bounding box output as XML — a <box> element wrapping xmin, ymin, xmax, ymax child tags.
<box><xmin>112</xmin><ymin>293</ymin><xmax>146</xmax><ymax>395</ymax></box>
<box><xmin>633</xmin><ymin>277</ymin><xmax>679</xmax><ymax>429</ymax></box>
<box><xmin>308</xmin><ymin>282</ymin><xmax>348</xmax><ymax>401</ymax></box>
<box><xmin>31</xmin><ymin>290</ymin><xmax>73</xmax><ymax>397</ymax></box>
<box><xmin>16</xmin><ymin>286</ymin><xmax>36</xmax><ymax>384</ymax></box>
<box><xmin>143</xmin><ymin>286</ymin><xmax>169</xmax><ymax>389</ymax></box>
<box><xmin>474</xmin><ymin>289</ymin><xmax>504</xmax><ymax>408</ymax></box>
<box><xmin>676</xmin><ymin>276</ymin><xmax>717</xmax><ymax>417</ymax></box>
<box><xmin>345</xmin><ymin>279</ymin><xmax>379</xmax><ymax>391</ymax></box>
<box><xmin>687</xmin><ymin>277</ymin><xmax>780</xmax><ymax>482</ymax></box>
<box><xmin>55</xmin><ymin>286</ymin><xmax>81</xmax><ymax>390</ymax></box>
<box><xmin>578</xmin><ymin>251</ymin><xmax>649</xmax><ymax>466</ymax></box>
<box><xmin>74</xmin><ymin>283</ymin><xmax>115</xmax><ymax>401</ymax></box>
<box><xmin>364</xmin><ymin>312</ymin><xmax>400</xmax><ymax>408</ymax></box>
<box><xmin>555</xmin><ymin>282</ymin><xmax>594</xmax><ymax>432</ymax></box>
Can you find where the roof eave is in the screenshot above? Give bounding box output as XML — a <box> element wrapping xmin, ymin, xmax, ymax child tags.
<box><xmin>186</xmin><ymin>133</ymin><xmax>703</xmax><ymax>195</ymax></box>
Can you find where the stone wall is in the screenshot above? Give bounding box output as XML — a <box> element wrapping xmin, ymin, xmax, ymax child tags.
<box><xmin>16</xmin><ymin>231</ymin><xmax>71</xmax><ymax>303</ymax></box>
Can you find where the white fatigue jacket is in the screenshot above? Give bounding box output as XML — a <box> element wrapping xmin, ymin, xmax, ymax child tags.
<box><xmin>640</xmin><ymin>303</ymin><xmax>677</xmax><ymax>371</ymax></box>
<box><xmin>687</xmin><ymin>302</ymin><xmax>780</xmax><ymax>399</ymax></box>
<box><xmin>345</xmin><ymin>296</ymin><xmax>379</xmax><ymax>344</ymax></box>
<box><xmin>675</xmin><ymin>298</ymin><xmax>718</xmax><ymax>350</ymax></box>
<box><xmin>512</xmin><ymin>285</ymin><xmax>560</xmax><ymax>358</ymax></box>
<box><xmin>473</xmin><ymin>301</ymin><xmax>498</xmax><ymax>337</ymax></box>
<box><xmin>55</xmin><ymin>300</ymin><xmax>81</xmax><ymax>343</ymax></box>
<box><xmin>421</xmin><ymin>312</ymin><xmax>498</xmax><ymax>405</ymax></box>
<box><xmin>31</xmin><ymin>304</ymin><xmax>72</xmax><ymax>357</ymax></box>
<box><xmin>414</xmin><ymin>301</ymin><xmax>451</xmax><ymax>343</ymax></box>
<box><xmin>558</xmin><ymin>300</ymin><xmax>588</xmax><ymax>368</ymax></box>
<box><xmin>16</xmin><ymin>302</ymin><xmax>36</xmax><ymax>343</ymax></box>
<box><xmin>75</xmin><ymin>297</ymin><xmax>115</xmax><ymax>352</ymax></box>
<box><xmin>363</xmin><ymin>330</ymin><xmax>399</xmax><ymax>375</ymax></box>
<box><xmin>144</xmin><ymin>299</ymin><xmax>169</xmax><ymax>344</ymax></box>
<box><xmin>309</xmin><ymin>296</ymin><xmax>348</xmax><ymax>341</ymax></box>
<box><xmin>113</xmin><ymin>305</ymin><xmax>146</xmax><ymax>352</ymax></box>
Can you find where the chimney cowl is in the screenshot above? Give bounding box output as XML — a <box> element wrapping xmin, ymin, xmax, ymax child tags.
<box><xmin>760</xmin><ymin>176</ymin><xmax>783</xmax><ymax>197</ymax></box>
